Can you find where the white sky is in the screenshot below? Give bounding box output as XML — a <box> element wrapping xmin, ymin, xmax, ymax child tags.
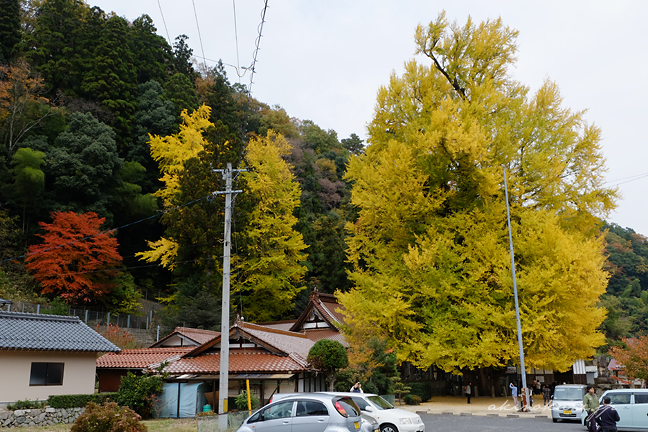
<box><xmin>93</xmin><ymin>0</ymin><xmax>648</xmax><ymax>236</ymax></box>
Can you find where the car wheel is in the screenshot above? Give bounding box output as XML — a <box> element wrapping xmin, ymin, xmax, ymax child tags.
<box><xmin>552</xmin><ymin>418</ymin><xmax>557</xmax><ymax>423</ymax></box>
<box><xmin>380</xmin><ymin>424</ymin><xmax>398</xmax><ymax>432</ymax></box>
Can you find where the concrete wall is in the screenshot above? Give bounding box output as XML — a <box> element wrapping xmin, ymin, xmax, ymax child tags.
<box><xmin>0</xmin><ymin>351</ymin><xmax>97</xmax><ymax>403</ymax></box>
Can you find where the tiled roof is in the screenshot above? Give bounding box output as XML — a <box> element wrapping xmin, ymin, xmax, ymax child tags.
<box><xmin>289</xmin><ymin>289</ymin><xmax>346</xmax><ymax>332</ymax></box>
<box><xmin>0</xmin><ymin>311</ymin><xmax>120</xmax><ymax>352</ymax></box>
<box><xmin>163</xmin><ymin>350</ymin><xmax>305</xmax><ymax>374</ymax></box>
<box><xmin>239</xmin><ymin>321</ymin><xmax>313</xmax><ymax>366</ymax></box>
<box><xmin>303</xmin><ymin>329</ymin><xmax>348</xmax><ymax>346</ymax></box>
<box><xmin>255</xmin><ymin>320</ymin><xmax>297</xmax><ymax>331</ymax></box>
<box><xmin>97</xmin><ymin>347</ymin><xmax>193</xmax><ymax>369</ymax></box>
<box><xmin>150</xmin><ymin>327</ymin><xmax>220</xmax><ymax>348</ymax></box>
<box><xmin>176</xmin><ymin>327</ymin><xmax>220</xmax><ymax>345</ymax></box>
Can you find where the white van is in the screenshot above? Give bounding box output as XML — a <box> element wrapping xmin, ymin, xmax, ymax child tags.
<box><xmin>551</xmin><ymin>384</ymin><xmax>587</xmax><ymax>422</ymax></box>
<box><xmin>580</xmin><ymin>389</ymin><xmax>648</xmax><ymax>429</ymax></box>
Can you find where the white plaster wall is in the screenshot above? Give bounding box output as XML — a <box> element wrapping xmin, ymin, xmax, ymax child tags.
<box><xmin>0</xmin><ymin>351</ymin><xmax>97</xmax><ymax>403</ymax></box>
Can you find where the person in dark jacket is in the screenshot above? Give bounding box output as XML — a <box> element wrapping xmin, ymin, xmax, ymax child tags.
<box><xmin>594</xmin><ymin>396</ymin><xmax>620</xmax><ymax>432</ymax></box>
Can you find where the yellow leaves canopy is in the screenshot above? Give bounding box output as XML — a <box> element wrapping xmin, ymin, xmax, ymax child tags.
<box><xmin>339</xmin><ymin>12</ymin><xmax>614</xmax><ymax>373</ymax></box>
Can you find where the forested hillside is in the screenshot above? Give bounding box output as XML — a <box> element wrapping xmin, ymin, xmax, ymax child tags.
<box><xmin>0</xmin><ymin>0</ymin><xmax>358</xmax><ymax>328</ymax></box>
<box><xmin>0</xmin><ymin>1</ymin><xmax>644</xmax><ymax>352</ymax></box>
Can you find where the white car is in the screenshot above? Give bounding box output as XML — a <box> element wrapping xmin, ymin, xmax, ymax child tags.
<box><xmin>551</xmin><ymin>384</ymin><xmax>587</xmax><ymax>422</ymax></box>
<box><xmin>324</xmin><ymin>392</ymin><xmax>425</xmax><ymax>432</ymax></box>
<box><xmin>580</xmin><ymin>389</ymin><xmax>648</xmax><ymax>430</ymax></box>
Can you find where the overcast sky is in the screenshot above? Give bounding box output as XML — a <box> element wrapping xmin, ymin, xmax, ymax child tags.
<box><xmin>93</xmin><ymin>0</ymin><xmax>648</xmax><ymax>236</ymax></box>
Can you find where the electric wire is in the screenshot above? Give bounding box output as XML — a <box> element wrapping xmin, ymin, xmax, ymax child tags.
<box><xmin>232</xmin><ymin>0</ymin><xmax>242</xmax><ymax>80</ymax></box>
<box><xmin>156</xmin><ymin>0</ymin><xmax>172</xmax><ymax>46</ymax></box>
<box><xmin>247</xmin><ymin>0</ymin><xmax>269</xmax><ymax>93</ymax></box>
<box><xmin>191</xmin><ymin>0</ymin><xmax>207</xmax><ymax>67</ymax></box>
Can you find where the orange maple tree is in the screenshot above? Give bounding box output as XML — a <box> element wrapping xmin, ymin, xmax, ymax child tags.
<box><xmin>609</xmin><ymin>335</ymin><xmax>648</xmax><ymax>382</ymax></box>
<box><xmin>25</xmin><ymin>211</ymin><xmax>122</xmax><ymax>304</ymax></box>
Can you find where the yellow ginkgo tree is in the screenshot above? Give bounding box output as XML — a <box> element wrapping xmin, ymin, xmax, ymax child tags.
<box><xmin>135</xmin><ymin>104</ymin><xmax>213</xmax><ymax>270</ymax></box>
<box><xmin>338</xmin><ymin>12</ymin><xmax>616</xmax><ymax>373</ymax></box>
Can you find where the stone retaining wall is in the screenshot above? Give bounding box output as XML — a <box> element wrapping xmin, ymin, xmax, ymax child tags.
<box><xmin>0</xmin><ymin>407</ymin><xmax>84</xmax><ymax>428</ymax></box>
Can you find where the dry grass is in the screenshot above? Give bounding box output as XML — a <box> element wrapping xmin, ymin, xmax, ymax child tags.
<box><xmin>145</xmin><ymin>418</ymin><xmax>198</xmax><ymax>432</ymax></box>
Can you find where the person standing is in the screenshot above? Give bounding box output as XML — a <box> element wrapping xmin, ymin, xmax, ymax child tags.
<box><xmin>594</xmin><ymin>396</ymin><xmax>620</xmax><ymax>432</ymax></box>
<box><xmin>465</xmin><ymin>382</ymin><xmax>472</xmax><ymax>404</ymax></box>
<box><xmin>583</xmin><ymin>385</ymin><xmax>600</xmax><ymax>432</ymax></box>
<box><xmin>509</xmin><ymin>382</ymin><xmax>518</xmax><ymax>409</ymax></box>
<box><xmin>350</xmin><ymin>382</ymin><xmax>364</xmax><ymax>393</ymax></box>
<box><xmin>543</xmin><ymin>384</ymin><xmax>551</xmax><ymax>406</ymax></box>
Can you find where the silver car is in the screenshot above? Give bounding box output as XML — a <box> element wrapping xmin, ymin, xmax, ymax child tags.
<box><xmin>551</xmin><ymin>384</ymin><xmax>587</xmax><ymax>422</ymax></box>
<box><xmin>237</xmin><ymin>394</ymin><xmax>363</xmax><ymax>432</ymax></box>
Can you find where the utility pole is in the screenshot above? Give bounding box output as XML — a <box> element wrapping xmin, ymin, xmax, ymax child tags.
<box><xmin>503</xmin><ymin>167</ymin><xmax>528</xmax><ymax>411</ymax></box>
<box><xmin>213</xmin><ymin>163</ymin><xmax>245</xmax><ymax>416</ymax></box>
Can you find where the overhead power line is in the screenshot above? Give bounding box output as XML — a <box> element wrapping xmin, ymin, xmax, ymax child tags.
<box><xmin>248</xmin><ymin>0</ymin><xmax>269</xmax><ymax>93</ymax></box>
<box><xmin>191</xmin><ymin>0</ymin><xmax>207</xmax><ymax>66</ymax></box>
<box><xmin>156</xmin><ymin>0</ymin><xmax>172</xmax><ymax>45</ymax></box>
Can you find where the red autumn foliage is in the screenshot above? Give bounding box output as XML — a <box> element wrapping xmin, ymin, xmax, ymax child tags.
<box><xmin>609</xmin><ymin>335</ymin><xmax>648</xmax><ymax>382</ymax></box>
<box><xmin>25</xmin><ymin>211</ymin><xmax>122</xmax><ymax>304</ymax></box>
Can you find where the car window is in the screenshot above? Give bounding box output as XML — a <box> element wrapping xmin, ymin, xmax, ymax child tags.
<box><xmin>608</xmin><ymin>393</ymin><xmax>631</xmax><ymax>405</ymax></box>
<box><xmin>260</xmin><ymin>401</ymin><xmax>294</xmax><ymax>420</ymax></box>
<box><xmin>367</xmin><ymin>395</ymin><xmax>394</xmax><ymax>410</ymax></box>
<box><xmin>296</xmin><ymin>401</ymin><xmax>328</xmax><ymax>417</ymax></box>
<box><xmin>351</xmin><ymin>397</ymin><xmax>370</xmax><ymax>410</ymax></box>
<box><xmin>635</xmin><ymin>394</ymin><xmax>648</xmax><ymax>404</ymax></box>
<box><xmin>553</xmin><ymin>388</ymin><xmax>585</xmax><ymax>400</ymax></box>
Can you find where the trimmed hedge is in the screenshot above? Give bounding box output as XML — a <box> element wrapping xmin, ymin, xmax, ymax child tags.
<box><xmin>409</xmin><ymin>382</ymin><xmax>433</xmax><ymax>402</ymax></box>
<box><xmin>48</xmin><ymin>393</ymin><xmax>118</xmax><ymax>408</ymax></box>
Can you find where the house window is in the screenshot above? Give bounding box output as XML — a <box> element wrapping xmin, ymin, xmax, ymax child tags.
<box><xmin>29</xmin><ymin>362</ymin><xmax>64</xmax><ymax>386</ymax></box>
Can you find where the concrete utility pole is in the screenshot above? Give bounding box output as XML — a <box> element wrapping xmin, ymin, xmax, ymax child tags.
<box><xmin>503</xmin><ymin>167</ymin><xmax>529</xmax><ymax>411</ymax></box>
<box><xmin>213</xmin><ymin>163</ymin><xmax>245</xmax><ymax>415</ymax></box>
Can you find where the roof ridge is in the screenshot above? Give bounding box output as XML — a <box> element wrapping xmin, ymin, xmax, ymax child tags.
<box><xmin>242</xmin><ymin>322</ymin><xmax>308</xmax><ymax>338</ymax></box>
<box><xmin>0</xmin><ymin>311</ymin><xmax>81</xmax><ymax>322</ymax></box>
<box><xmin>176</xmin><ymin>327</ymin><xmax>220</xmax><ymax>335</ymax></box>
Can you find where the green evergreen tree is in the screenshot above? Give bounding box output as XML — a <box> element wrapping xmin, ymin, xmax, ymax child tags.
<box><xmin>24</xmin><ymin>0</ymin><xmax>92</xmax><ymax>96</ymax></box>
<box><xmin>81</xmin><ymin>15</ymin><xmax>137</xmax><ymax>153</ymax></box>
<box><xmin>163</xmin><ymin>72</ymin><xmax>199</xmax><ymax>116</ymax></box>
<box><xmin>45</xmin><ymin>112</ymin><xmax>123</xmax><ymax>223</ymax></box>
<box><xmin>0</xmin><ymin>0</ymin><xmax>21</xmax><ymax>63</ymax></box>
<box><xmin>129</xmin><ymin>14</ymin><xmax>173</xmax><ymax>85</ymax></box>
<box><xmin>128</xmin><ymin>80</ymin><xmax>177</xmax><ymax>194</ymax></box>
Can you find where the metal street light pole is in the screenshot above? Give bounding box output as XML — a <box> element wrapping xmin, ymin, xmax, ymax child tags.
<box><xmin>503</xmin><ymin>166</ymin><xmax>529</xmax><ymax>411</ymax></box>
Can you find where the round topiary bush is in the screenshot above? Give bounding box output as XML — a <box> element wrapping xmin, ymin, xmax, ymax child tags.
<box><xmin>71</xmin><ymin>401</ymin><xmax>147</xmax><ymax>432</ymax></box>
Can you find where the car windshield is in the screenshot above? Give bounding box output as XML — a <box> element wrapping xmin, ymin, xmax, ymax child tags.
<box><xmin>368</xmin><ymin>396</ymin><xmax>394</xmax><ymax>410</ymax></box>
<box><xmin>554</xmin><ymin>388</ymin><xmax>583</xmax><ymax>400</ymax></box>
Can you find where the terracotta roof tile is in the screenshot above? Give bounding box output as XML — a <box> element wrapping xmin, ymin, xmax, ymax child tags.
<box><xmin>255</xmin><ymin>320</ymin><xmax>297</xmax><ymax>331</ymax></box>
<box><xmin>239</xmin><ymin>322</ymin><xmax>313</xmax><ymax>365</ymax></box>
<box><xmin>164</xmin><ymin>351</ymin><xmax>305</xmax><ymax>374</ymax></box>
<box><xmin>97</xmin><ymin>347</ymin><xmax>193</xmax><ymax>369</ymax></box>
<box><xmin>175</xmin><ymin>327</ymin><xmax>220</xmax><ymax>345</ymax></box>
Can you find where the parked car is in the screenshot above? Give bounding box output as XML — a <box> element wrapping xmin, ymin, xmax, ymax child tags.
<box><xmin>551</xmin><ymin>384</ymin><xmax>587</xmax><ymax>423</ymax></box>
<box><xmin>318</xmin><ymin>392</ymin><xmax>424</xmax><ymax>432</ymax></box>
<box><xmin>580</xmin><ymin>389</ymin><xmax>648</xmax><ymax>430</ymax></box>
<box><xmin>237</xmin><ymin>393</ymin><xmax>365</xmax><ymax>432</ymax></box>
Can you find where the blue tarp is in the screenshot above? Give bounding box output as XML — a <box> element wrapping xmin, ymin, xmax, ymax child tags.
<box><xmin>158</xmin><ymin>382</ymin><xmax>201</xmax><ymax>418</ymax></box>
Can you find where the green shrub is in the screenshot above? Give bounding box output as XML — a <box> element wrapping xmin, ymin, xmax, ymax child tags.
<box><xmin>116</xmin><ymin>372</ymin><xmax>163</xmax><ymax>418</ymax></box>
<box><xmin>235</xmin><ymin>391</ymin><xmax>260</xmax><ymax>410</ymax></box>
<box><xmin>70</xmin><ymin>401</ymin><xmax>146</xmax><ymax>432</ymax></box>
<box><xmin>403</xmin><ymin>394</ymin><xmax>421</xmax><ymax>405</ymax></box>
<box><xmin>409</xmin><ymin>382</ymin><xmax>432</xmax><ymax>402</ymax></box>
<box><xmin>7</xmin><ymin>400</ymin><xmax>45</xmax><ymax>410</ymax></box>
<box><xmin>48</xmin><ymin>393</ymin><xmax>118</xmax><ymax>409</ymax></box>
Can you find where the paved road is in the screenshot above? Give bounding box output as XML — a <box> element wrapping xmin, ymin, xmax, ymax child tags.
<box><xmin>421</xmin><ymin>414</ymin><xmax>585</xmax><ymax>431</ymax></box>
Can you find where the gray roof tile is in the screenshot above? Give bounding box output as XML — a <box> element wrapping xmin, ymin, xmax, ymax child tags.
<box><xmin>0</xmin><ymin>311</ymin><xmax>121</xmax><ymax>352</ymax></box>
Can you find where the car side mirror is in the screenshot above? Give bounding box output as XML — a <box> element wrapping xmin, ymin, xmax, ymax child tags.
<box><xmin>364</xmin><ymin>406</ymin><xmax>373</xmax><ymax>412</ymax></box>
